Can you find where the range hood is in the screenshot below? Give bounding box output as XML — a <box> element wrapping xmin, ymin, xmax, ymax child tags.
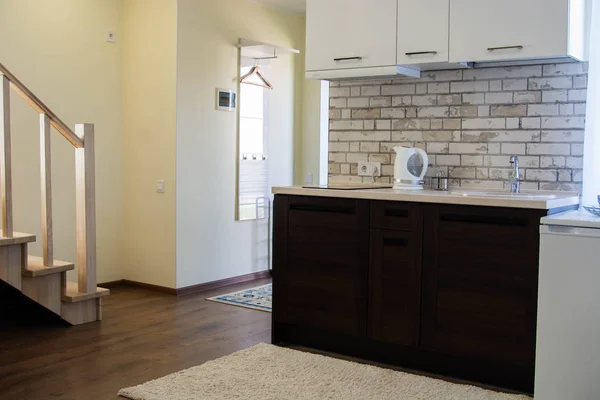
<box><xmin>306</xmin><ymin>62</ymin><xmax>473</xmax><ymax>81</ymax></box>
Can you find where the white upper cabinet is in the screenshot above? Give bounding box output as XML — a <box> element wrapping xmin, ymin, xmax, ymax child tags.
<box><xmin>449</xmin><ymin>0</ymin><xmax>589</xmax><ymax>63</ymax></box>
<box><xmin>397</xmin><ymin>0</ymin><xmax>450</xmax><ymax>65</ymax></box>
<box><xmin>305</xmin><ymin>0</ymin><xmax>398</xmax><ymax>74</ymax></box>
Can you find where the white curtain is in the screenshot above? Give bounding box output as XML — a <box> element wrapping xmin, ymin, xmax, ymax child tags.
<box><xmin>583</xmin><ymin>0</ymin><xmax>600</xmax><ymax>206</ymax></box>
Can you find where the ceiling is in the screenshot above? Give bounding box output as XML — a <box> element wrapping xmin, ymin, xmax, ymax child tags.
<box><xmin>252</xmin><ymin>0</ymin><xmax>306</xmax><ymax>13</ymax></box>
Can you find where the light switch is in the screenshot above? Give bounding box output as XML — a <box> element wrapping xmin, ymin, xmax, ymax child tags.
<box><xmin>156</xmin><ymin>180</ymin><xmax>165</xmax><ymax>193</ymax></box>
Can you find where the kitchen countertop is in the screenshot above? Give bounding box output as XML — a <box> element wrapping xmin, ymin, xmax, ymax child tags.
<box><xmin>541</xmin><ymin>209</ymin><xmax>600</xmax><ymax>228</ymax></box>
<box><xmin>272</xmin><ymin>186</ymin><xmax>580</xmax><ymax>210</ymax></box>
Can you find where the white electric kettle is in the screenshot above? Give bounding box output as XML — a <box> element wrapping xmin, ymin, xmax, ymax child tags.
<box><xmin>393</xmin><ymin>146</ymin><xmax>429</xmax><ymax>190</ymax></box>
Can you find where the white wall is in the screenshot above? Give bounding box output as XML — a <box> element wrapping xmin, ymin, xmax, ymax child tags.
<box><xmin>175</xmin><ymin>0</ymin><xmax>307</xmax><ymax>287</ymax></box>
<box><xmin>122</xmin><ymin>0</ymin><xmax>178</xmax><ymax>288</ymax></box>
<box><xmin>0</xmin><ymin>0</ymin><xmax>124</xmax><ymax>283</ymax></box>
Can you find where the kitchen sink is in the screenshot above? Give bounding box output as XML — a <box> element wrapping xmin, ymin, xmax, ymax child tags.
<box><xmin>449</xmin><ymin>190</ymin><xmax>557</xmax><ymax>200</ymax></box>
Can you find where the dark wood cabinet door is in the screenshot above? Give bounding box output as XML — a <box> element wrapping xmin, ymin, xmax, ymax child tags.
<box><xmin>273</xmin><ymin>195</ymin><xmax>370</xmax><ymax>338</ymax></box>
<box><xmin>421</xmin><ymin>204</ymin><xmax>547</xmax><ymax>367</ymax></box>
<box><xmin>369</xmin><ymin>228</ymin><xmax>422</xmax><ymax>346</ymax></box>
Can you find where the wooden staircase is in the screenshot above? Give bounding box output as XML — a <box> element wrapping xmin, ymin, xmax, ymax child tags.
<box><xmin>0</xmin><ymin>63</ymin><xmax>108</xmax><ymax>325</ymax></box>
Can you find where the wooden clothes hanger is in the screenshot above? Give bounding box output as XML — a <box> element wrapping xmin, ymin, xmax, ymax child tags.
<box><xmin>240</xmin><ymin>63</ymin><xmax>273</xmax><ymax>90</ymax></box>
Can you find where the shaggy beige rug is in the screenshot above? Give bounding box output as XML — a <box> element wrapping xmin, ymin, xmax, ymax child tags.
<box><xmin>119</xmin><ymin>343</ymin><xmax>532</xmax><ymax>400</ymax></box>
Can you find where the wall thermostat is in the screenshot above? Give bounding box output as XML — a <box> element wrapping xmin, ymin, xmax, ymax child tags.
<box><xmin>216</xmin><ymin>88</ymin><xmax>236</xmax><ymax>111</ymax></box>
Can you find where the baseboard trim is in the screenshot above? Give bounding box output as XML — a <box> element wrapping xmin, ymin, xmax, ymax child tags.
<box><xmin>176</xmin><ymin>270</ymin><xmax>272</xmax><ymax>296</ymax></box>
<box><xmin>98</xmin><ymin>270</ymin><xmax>271</xmax><ymax>297</ymax></box>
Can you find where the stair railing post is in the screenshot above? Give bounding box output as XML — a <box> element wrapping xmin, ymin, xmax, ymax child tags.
<box><xmin>0</xmin><ymin>75</ymin><xmax>13</xmax><ymax>237</ymax></box>
<box><xmin>75</xmin><ymin>124</ymin><xmax>96</xmax><ymax>293</ymax></box>
<box><xmin>40</xmin><ymin>113</ymin><xmax>53</xmax><ymax>266</ymax></box>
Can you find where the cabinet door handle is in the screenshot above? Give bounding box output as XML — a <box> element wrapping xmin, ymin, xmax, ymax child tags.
<box><xmin>333</xmin><ymin>57</ymin><xmax>363</xmax><ymax>62</ymax></box>
<box><xmin>289</xmin><ymin>203</ymin><xmax>355</xmax><ymax>215</ymax></box>
<box><xmin>487</xmin><ymin>45</ymin><xmax>524</xmax><ymax>51</ymax></box>
<box><xmin>441</xmin><ymin>213</ymin><xmax>528</xmax><ymax>227</ymax></box>
<box><xmin>405</xmin><ymin>51</ymin><xmax>438</xmax><ymax>56</ymax></box>
<box><xmin>383</xmin><ymin>237</ymin><xmax>408</xmax><ymax>247</ymax></box>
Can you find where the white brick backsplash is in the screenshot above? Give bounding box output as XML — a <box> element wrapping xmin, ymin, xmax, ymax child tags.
<box><xmin>461</xmin><ymin>155</ymin><xmax>483</xmax><ymax>166</ymax></box>
<box><xmin>369</xmin><ymin>97</ymin><xmax>391</xmax><ymax>107</ymax></box>
<box><xmin>541</xmin><ymin>130</ymin><xmax>585</xmax><ymax>142</ymax></box>
<box><xmin>484</xmin><ymin>155</ymin><xmax>539</xmax><ymax>168</ymax></box>
<box><xmin>376</xmin><ymin>120</ymin><xmax>391</xmax><ymax>130</ymax></box>
<box><xmin>529</xmin><ymin>77</ymin><xmax>572</xmax><ymax>90</ymax></box>
<box><xmin>329</xmin><ymin>142</ymin><xmax>350</xmax><ymax>152</ymax></box>
<box><xmin>427</xmin><ymin>142</ymin><xmax>450</xmax><ymax>154</ymax></box>
<box><xmin>449</xmin><ymin>143</ymin><xmax>488</xmax><ymax>154</ymax></box>
<box><xmin>346</xmin><ymin>153</ymin><xmax>369</xmax><ymax>163</ymax></box>
<box><xmin>559</xmin><ymin>104</ymin><xmax>574</xmax><ymax>115</ymax></box>
<box><xmin>330</xmin><ymin>120</ymin><xmax>363</xmax><ymax>130</ymax></box>
<box><xmin>437</xmin><ymin>155</ymin><xmax>461</xmax><ymax>166</ymax></box>
<box><xmin>573</xmin><ymin>76</ymin><xmax>588</xmax><ymax>89</ymax></box>
<box><xmin>490</xmin><ymin>105</ymin><xmax>527</xmax><ymax>117</ymax></box>
<box><xmin>566</xmin><ymin>156</ymin><xmax>584</xmax><ymax>168</ymax></box>
<box><xmin>330</xmin><ymin>87</ymin><xmax>350</xmax><ymax>97</ymax></box>
<box><xmin>381</xmin><ymin>108</ymin><xmax>406</xmax><ymax>118</ymax></box>
<box><xmin>431</xmin><ymin>119</ymin><xmax>443</xmax><ymax>129</ymax></box>
<box><xmin>329</xmin><ymin>64</ymin><xmax>587</xmax><ymax>191</ymax></box>
<box><xmin>521</xmin><ymin>117</ymin><xmax>541</xmax><ymax>129</ymax></box>
<box><xmin>381</xmin><ymin>84</ymin><xmax>415</xmax><ymax>95</ymax></box>
<box><xmin>568</xmin><ymin>89</ymin><xmax>587</xmax><ymax>102</ymax></box>
<box><xmin>412</xmin><ymin>95</ymin><xmax>438</xmax><ymax>106</ymax></box>
<box><xmin>451</xmin><ymin>81</ymin><xmax>489</xmax><ymax>93</ymax></box>
<box><xmin>361</xmin><ymin>86</ymin><xmax>381</xmax><ymax>96</ymax></box>
<box><xmin>543</xmin><ymin>63</ymin><xmax>584</xmax><ymax>76</ymax></box>
<box><xmin>428</xmin><ymin>83</ymin><xmax>450</xmax><ymax>94</ymax></box>
<box><xmin>490</xmin><ymin>80</ymin><xmax>502</xmax><ymax>91</ymax></box>
<box><xmin>540</xmin><ymin>156</ymin><xmax>566</xmax><ymax>168</ymax></box>
<box><xmin>501</xmin><ymin>143</ymin><xmax>526</xmax><ymax>155</ymax></box>
<box><xmin>527</xmin><ymin>143</ymin><xmax>570</xmax><ymax>155</ymax></box>
<box><xmin>463</xmin><ymin>65</ymin><xmax>542</xmax><ymax>80</ymax></box>
<box><xmin>392</xmin><ymin>131</ymin><xmax>423</xmax><ymax>141</ymax></box>
<box><xmin>506</xmin><ymin>118</ymin><xmax>519</xmax><ymax>129</ymax></box>
<box><xmin>526</xmin><ymin>169</ymin><xmax>558</xmax><ymax>182</ymax></box>
<box><xmin>392</xmin><ymin>96</ymin><xmax>412</xmax><ymax>106</ymax></box>
<box><xmin>462</xmin><ymin>118</ymin><xmax>506</xmax><ymax>129</ymax></box>
<box><xmin>330</xmin><ymin>130</ymin><xmax>390</xmax><ymax>142</ymax></box>
<box><xmin>542</xmin><ymin>90</ymin><xmax>568</xmax><ymax>103</ymax></box>
<box><xmin>437</xmin><ymin>94</ymin><xmax>462</xmax><ymax>105</ymax></box>
<box><xmin>347</xmin><ymin>97</ymin><xmax>370</xmax><ymax>108</ymax></box>
<box><xmin>503</xmin><ymin>79</ymin><xmax>528</xmax><ymax>91</ymax></box>
<box><xmin>462</xmin><ymin>93</ymin><xmax>485</xmax><ymax>104</ymax></box>
<box><xmin>528</xmin><ymin>104</ymin><xmax>559</xmax><ymax>116</ymax></box>
<box><xmin>514</xmin><ymin>91</ymin><xmax>542</xmax><ymax>104</ymax></box>
<box><xmin>541</xmin><ymin>117</ymin><xmax>586</xmax><ymax>129</ymax></box>
<box><xmin>462</xmin><ymin>130</ymin><xmax>540</xmax><ymax>143</ymax></box>
<box><xmin>485</xmin><ymin>92</ymin><xmax>514</xmax><ymax>104</ymax></box>
<box><xmin>417</xmin><ymin>106</ymin><xmax>449</xmax><ymax>118</ymax></box>
<box><xmin>360</xmin><ymin>142</ymin><xmax>380</xmax><ymax>152</ymax></box>
<box><xmin>393</xmin><ymin>119</ymin><xmax>431</xmax><ymax>130</ymax></box>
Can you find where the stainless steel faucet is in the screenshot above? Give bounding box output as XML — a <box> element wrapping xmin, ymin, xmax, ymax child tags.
<box><xmin>508</xmin><ymin>155</ymin><xmax>521</xmax><ymax>193</ymax></box>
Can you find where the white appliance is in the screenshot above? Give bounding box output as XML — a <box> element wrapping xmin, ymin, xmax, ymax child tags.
<box><xmin>393</xmin><ymin>146</ymin><xmax>429</xmax><ymax>190</ymax></box>
<box><xmin>536</xmin><ymin>210</ymin><xmax>600</xmax><ymax>400</ymax></box>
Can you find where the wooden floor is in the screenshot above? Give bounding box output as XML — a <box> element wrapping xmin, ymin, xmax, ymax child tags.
<box><xmin>0</xmin><ymin>278</ymin><xmax>272</xmax><ymax>400</ymax></box>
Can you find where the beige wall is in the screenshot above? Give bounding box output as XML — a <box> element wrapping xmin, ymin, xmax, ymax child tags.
<box><xmin>0</xmin><ymin>0</ymin><xmax>124</xmax><ymax>283</ymax></box>
<box><xmin>122</xmin><ymin>0</ymin><xmax>178</xmax><ymax>288</ymax></box>
<box><xmin>175</xmin><ymin>0</ymin><xmax>311</xmax><ymax>287</ymax></box>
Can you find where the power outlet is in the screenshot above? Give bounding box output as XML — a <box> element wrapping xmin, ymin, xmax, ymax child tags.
<box><xmin>358</xmin><ymin>162</ymin><xmax>381</xmax><ymax>177</ymax></box>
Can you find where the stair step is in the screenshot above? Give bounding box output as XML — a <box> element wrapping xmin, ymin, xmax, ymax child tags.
<box><xmin>23</xmin><ymin>256</ymin><xmax>75</xmax><ymax>277</ymax></box>
<box><xmin>62</xmin><ymin>281</ymin><xmax>110</xmax><ymax>303</ymax></box>
<box><xmin>0</xmin><ymin>231</ymin><xmax>36</xmax><ymax>246</ymax></box>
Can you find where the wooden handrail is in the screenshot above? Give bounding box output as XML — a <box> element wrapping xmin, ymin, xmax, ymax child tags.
<box><xmin>0</xmin><ymin>63</ymin><xmax>83</xmax><ymax>148</ymax></box>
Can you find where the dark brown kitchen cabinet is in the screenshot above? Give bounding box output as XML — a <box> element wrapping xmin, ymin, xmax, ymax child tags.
<box><xmin>273</xmin><ymin>194</ymin><xmax>573</xmax><ymax>394</ymax></box>
<box><xmin>368</xmin><ymin>228</ymin><xmax>422</xmax><ymax>346</ymax></box>
<box><xmin>421</xmin><ymin>204</ymin><xmax>547</xmax><ymax>388</ymax></box>
<box><xmin>273</xmin><ymin>195</ymin><xmax>370</xmax><ymax>338</ymax></box>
